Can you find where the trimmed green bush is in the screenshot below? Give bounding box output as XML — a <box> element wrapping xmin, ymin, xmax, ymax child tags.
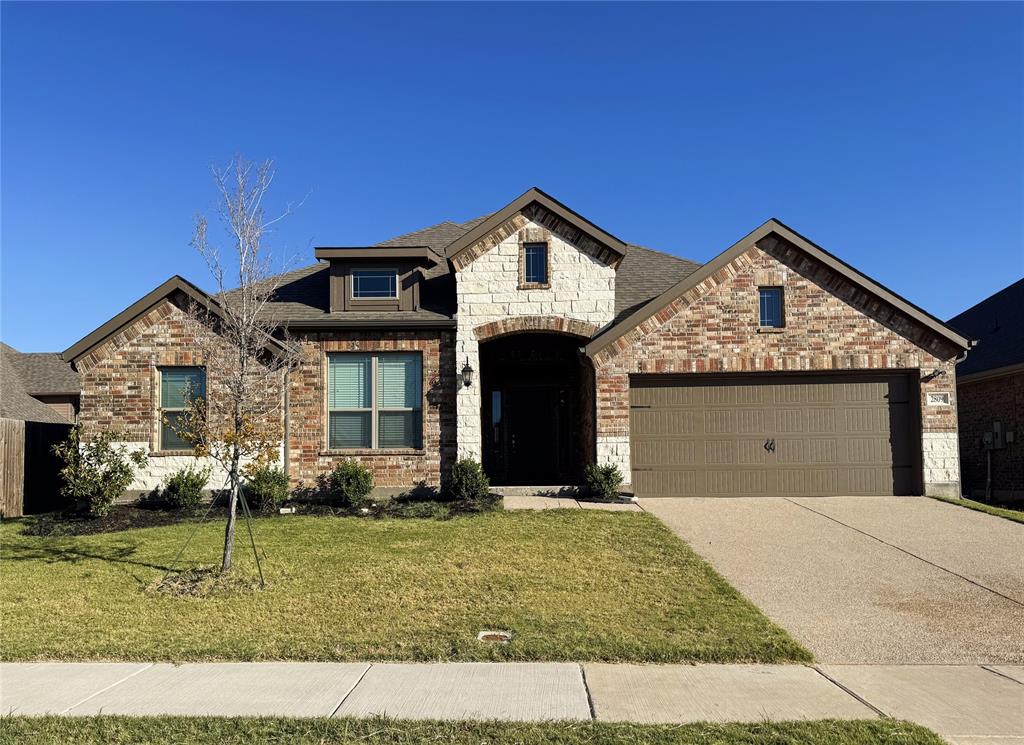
<box><xmin>244</xmin><ymin>465</ymin><xmax>289</xmax><ymax>513</ymax></box>
<box><xmin>583</xmin><ymin>463</ymin><xmax>623</xmax><ymax>501</ymax></box>
<box><xmin>163</xmin><ymin>465</ymin><xmax>211</xmax><ymax>510</ymax></box>
<box><xmin>445</xmin><ymin>458</ymin><xmax>490</xmax><ymax>503</ymax></box>
<box><xmin>328</xmin><ymin>460</ymin><xmax>374</xmax><ymax>508</ymax></box>
<box><xmin>52</xmin><ymin>426</ymin><xmax>147</xmax><ymax>518</ymax></box>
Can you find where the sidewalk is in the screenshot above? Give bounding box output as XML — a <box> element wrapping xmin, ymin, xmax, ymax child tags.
<box><xmin>2</xmin><ymin>662</ymin><xmax>1021</xmax><ymax>745</ymax></box>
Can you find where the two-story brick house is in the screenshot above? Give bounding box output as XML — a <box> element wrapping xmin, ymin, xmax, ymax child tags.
<box><xmin>63</xmin><ymin>188</ymin><xmax>971</xmax><ymax>498</ymax></box>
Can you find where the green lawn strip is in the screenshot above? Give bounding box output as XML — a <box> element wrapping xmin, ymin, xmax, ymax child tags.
<box><xmin>0</xmin><ymin>717</ymin><xmax>947</xmax><ymax>745</ymax></box>
<box><xmin>0</xmin><ymin>510</ymin><xmax>810</xmax><ymax>663</ymax></box>
<box><xmin>928</xmin><ymin>495</ymin><xmax>1024</xmax><ymax>525</ymax></box>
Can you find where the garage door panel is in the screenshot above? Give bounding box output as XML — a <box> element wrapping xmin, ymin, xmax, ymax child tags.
<box><xmin>629</xmin><ymin>372</ymin><xmax>921</xmax><ymax>498</ymax></box>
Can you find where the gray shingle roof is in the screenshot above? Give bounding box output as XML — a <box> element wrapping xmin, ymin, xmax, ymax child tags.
<box><xmin>948</xmin><ymin>278</ymin><xmax>1024</xmax><ymax>377</ymax></box>
<box><xmin>0</xmin><ymin>344</ymin><xmax>76</xmax><ymax>423</ymax></box>
<box><xmin>252</xmin><ymin>210</ymin><xmax>701</xmax><ymax>330</ymax></box>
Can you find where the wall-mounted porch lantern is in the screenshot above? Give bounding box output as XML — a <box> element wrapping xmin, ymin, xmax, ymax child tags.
<box><xmin>461</xmin><ymin>360</ymin><xmax>475</xmax><ymax>388</ymax></box>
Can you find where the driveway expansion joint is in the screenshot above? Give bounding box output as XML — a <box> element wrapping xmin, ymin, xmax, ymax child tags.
<box><xmin>783</xmin><ymin>498</ymin><xmax>1024</xmax><ymax>608</ymax></box>
<box><xmin>981</xmin><ymin>665</ymin><xmax>1024</xmax><ymax>686</ymax></box>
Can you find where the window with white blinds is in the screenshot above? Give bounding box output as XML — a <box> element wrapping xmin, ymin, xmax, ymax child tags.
<box><xmin>328</xmin><ymin>353</ymin><xmax>422</xmax><ymax>449</ymax></box>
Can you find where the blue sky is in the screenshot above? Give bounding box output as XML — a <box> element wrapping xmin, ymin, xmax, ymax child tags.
<box><xmin>2</xmin><ymin>1</ymin><xmax>1021</xmax><ymax>351</ymax></box>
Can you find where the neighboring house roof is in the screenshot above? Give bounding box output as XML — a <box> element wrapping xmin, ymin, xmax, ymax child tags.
<box><xmin>947</xmin><ymin>278</ymin><xmax>1024</xmax><ymax>379</ymax></box>
<box><xmin>0</xmin><ymin>344</ymin><xmax>75</xmax><ymax>423</ymax></box>
<box><xmin>585</xmin><ymin>218</ymin><xmax>972</xmax><ymax>357</ymax></box>
<box><xmin>2</xmin><ymin>344</ymin><xmax>80</xmax><ymax>395</ymax></box>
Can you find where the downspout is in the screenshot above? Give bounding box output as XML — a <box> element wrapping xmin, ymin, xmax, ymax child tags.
<box><xmin>283</xmin><ymin>368</ymin><xmax>290</xmax><ymax>480</ymax></box>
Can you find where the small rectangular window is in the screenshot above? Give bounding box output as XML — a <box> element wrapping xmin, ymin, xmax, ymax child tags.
<box><xmin>327</xmin><ymin>352</ymin><xmax>422</xmax><ymax>449</ymax></box>
<box><xmin>159</xmin><ymin>366</ymin><xmax>205</xmax><ymax>451</ymax></box>
<box><xmin>523</xmin><ymin>243</ymin><xmax>548</xmax><ymax>285</ymax></box>
<box><xmin>759</xmin><ymin>287</ymin><xmax>784</xmax><ymax>328</ymax></box>
<box><xmin>352</xmin><ymin>269</ymin><xmax>397</xmax><ymax>299</ymax></box>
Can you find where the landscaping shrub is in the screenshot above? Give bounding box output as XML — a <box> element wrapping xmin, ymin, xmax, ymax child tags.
<box><xmin>582</xmin><ymin>463</ymin><xmax>623</xmax><ymax>501</ymax></box>
<box><xmin>52</xmin><ymin>426</ymin><xmax>147</xmax><ymax>518</ymax></box>
<box><xmin>244</xmin><ymin>465</ymin><xmax>290</xmax><ymax>513</ymax></box>
<box><xmin>328</xmin><ymin>460</ymin><xmax>374</xmax><ymax>508</ymax></box>
<box><xmin>444</xmin><ymin>458</ymin><xmax>490</xmax><ymax>503</ymax></box>
<box><xmin>162</xmin><ymin>465</ymin><xmax>211</xmax><ymax>510</ymax></box>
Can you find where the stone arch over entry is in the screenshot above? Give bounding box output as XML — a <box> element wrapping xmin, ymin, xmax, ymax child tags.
<box><xmin>474</xmin><ymin>316</ymin><xmax>600</xmax><ymax>343</ymax></box>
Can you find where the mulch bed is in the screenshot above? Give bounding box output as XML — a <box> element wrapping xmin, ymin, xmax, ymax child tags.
<box><xmin>18</xmin><ymin>494</ymin><xmax>504</xmax><ymax>537</ymax></box>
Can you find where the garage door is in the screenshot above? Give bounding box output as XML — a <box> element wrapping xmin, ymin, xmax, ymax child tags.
<box><xmin>629</xmin><ymin>372</ymin><xmax>920</xmax><ymax>498</ymax></box>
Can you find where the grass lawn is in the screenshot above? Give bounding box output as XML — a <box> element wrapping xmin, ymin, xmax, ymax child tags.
<box><xmin>929</xmin><ymin>495</ymin><xmax>1024</xmax><ymax>525</ymax></box>
<box><xmin>0</xmin><ymin>510</ymin><xmax>809</xmax><ymax>663</ymax></box>
<box><xmin>0</xmin><ymin>717</ymin><xmax>946</xmax><ymax>745</ymax></box>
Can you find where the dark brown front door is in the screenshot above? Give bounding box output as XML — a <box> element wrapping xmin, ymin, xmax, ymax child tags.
<box><xmin>629</xmin><ymin>372</ymin><xmax>922</xmax><ymax>498</ymax></box>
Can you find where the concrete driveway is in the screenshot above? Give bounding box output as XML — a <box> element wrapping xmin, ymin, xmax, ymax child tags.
<box><xmin>642</xmin><ymin>496</ymin><xmax>1024</xmax><ymax>664</ymax></box>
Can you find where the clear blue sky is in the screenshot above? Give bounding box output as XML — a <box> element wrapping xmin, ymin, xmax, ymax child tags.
<box><xmin>2</xmin><ymin>1</ymin><xmax>1022</xmax><ymax>351</ymax></box>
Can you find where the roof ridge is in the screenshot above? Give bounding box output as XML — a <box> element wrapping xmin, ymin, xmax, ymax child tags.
<box><xmin>625</xmin><ymin>243</ymin><xmax>702</xmax><ymax>267</ymax></box>
<box><xmin>375</xmin><ymin>219</ymin><xmax>463</xmax><ymax>246</ymax></box>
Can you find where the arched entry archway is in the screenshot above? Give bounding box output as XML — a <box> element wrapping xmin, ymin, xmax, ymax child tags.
<box><xmin>479</xmin><ymin>332</ymin><xmax>593</xmax><ymax>485</ymax></box>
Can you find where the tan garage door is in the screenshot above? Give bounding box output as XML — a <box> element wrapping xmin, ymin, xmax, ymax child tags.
<box><xmin>629</xmin><ymin>372</ymin><xmax>920</xmax><ymax>498</ymax></box>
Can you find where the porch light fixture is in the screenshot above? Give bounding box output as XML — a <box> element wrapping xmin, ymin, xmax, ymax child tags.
<box><xmin>921</xmin><ymin>368</ymin><xmax>947</xmax><ymax>383</ymax></box>
<box><xmin>461</xmin><ymin>360</ymin><xmax>475</xmax><ymax>388</ymax></box>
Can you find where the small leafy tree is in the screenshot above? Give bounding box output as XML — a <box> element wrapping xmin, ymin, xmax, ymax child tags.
<box><xmin>445</xmin><ymin>458</ymin><xmax>490</xmax><ymax>503</ymax></box>
<box><xmin>583</xmin><ymin>463</ymin><xmax>623</xmax><ymax>501</ymax></box>
<box><xmin>328</xmin><ymin>460</ymin><xmax>374</xmax><ymax>508</ymax></box>
<box><xmin>53</xmin><ymin>426</ymin><xmax>147</xmax><ymax>518</ymax></box>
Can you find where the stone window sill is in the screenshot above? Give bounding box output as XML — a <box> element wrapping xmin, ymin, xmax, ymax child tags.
<box><xmin>150</xmin><ymin>450</ymin><xmax>196</xmax><ymax>457</ymax></box>
<box><xmin>320</xmin><ymin>449</ymin><xmax>427</xmax><ymax>457</ymax></box>
<box><xmin>518</xmin><ymin>282</ymin><xmax>551</xmax><ymax>291</ymax></box>
<box><xmin>756</xmin><ymin>327</ymin><xmax>786</xmax><ymax>335</ymax></box>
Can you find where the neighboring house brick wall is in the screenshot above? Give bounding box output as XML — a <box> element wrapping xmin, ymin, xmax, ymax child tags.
<box><xmin>287</xmin><ymin>330</ymin><xmax>456</xmax><ymax>488</ymax></box>
<box><xmin>956</xmin><ymin>372</ymin><xmax>1024</xmax><ymax>499</ymax></box>
<box><xmin>77</xmin><ymin>300</ymin><xmax>283</xmax><ymax>494</ymax></box>
<box><xmin>454</xmin><ymin>215</ymin><xmax>616</xmax><ymax>461</ymax></box>
<box><xmin>592</xmin><ymin>236</ymin><xmax>963</xmax><ymax>497</ymax></box>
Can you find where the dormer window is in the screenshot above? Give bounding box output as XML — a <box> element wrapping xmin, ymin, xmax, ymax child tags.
<box><xmin>521</xmin><ymin>242</ymin><xmax>549</xmax><ymax>288</ymax></box>
<box><xmin>352</xmin><ymin>269</ymin><xmax>398</xmax><ymax>299</ymax></box>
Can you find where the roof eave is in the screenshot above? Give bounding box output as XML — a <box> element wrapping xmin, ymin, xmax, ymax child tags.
<box><xmin>586</xmin><ymin>219</ymin><xmax>971</xmax><ymax>359</ymax></box>
<box><xmin>444</xmin><ymin>187</ymin><xmax>628</xmax><ymax>263</ymax></box>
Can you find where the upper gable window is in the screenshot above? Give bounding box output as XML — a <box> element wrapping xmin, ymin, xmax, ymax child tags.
<box><xmin>352</xmin><ymin>269</ymin><xmax>397</xmax><ymax>299</ymax></box>
<box><xmin>758</xmin><ymin>287</ymin><xmax>785</xmax><ymax>328</ymax></box>
<box><xmin>522</xmin><ymin>243</ymin><xmax>548</xmax><ymax>286</ymax></box>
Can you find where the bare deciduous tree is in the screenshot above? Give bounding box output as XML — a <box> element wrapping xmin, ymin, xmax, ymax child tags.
<box><xmin>175</xmin><ymin>156</ymin><xmax>300</xmax><ymax>572</ymax></box>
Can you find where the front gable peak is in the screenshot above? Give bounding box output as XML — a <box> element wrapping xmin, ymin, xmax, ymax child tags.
<box><xmin>445</xmin><ymin>188</ymin><xmax>628</xmax><ymax>271</ymax></box>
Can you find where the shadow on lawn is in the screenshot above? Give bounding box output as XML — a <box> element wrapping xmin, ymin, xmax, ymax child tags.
<box><xmin>2</xmin><ymin>539</ymin><xmax>173</xmax><ymax>572</ymax></box>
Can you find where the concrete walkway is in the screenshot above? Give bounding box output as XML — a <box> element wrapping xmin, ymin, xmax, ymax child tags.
<box><xmin>503</xmin><ymin>495</ymin><xmax>642</xmax><ymax>511</ymax></box>
<box><xmin>2</xmin><ymin>662</ymin><xmax>1022</xmax><ymax>744</ymax></box>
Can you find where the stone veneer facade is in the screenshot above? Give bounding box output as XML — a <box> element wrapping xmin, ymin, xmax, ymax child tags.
<box><xmin>591</xmin><ymin>234</ymin><xmax>964</xmax><ymax>497</ymax></box>
<box><xmin>286</xmin><ymin>329</ymin><xmax>456</xmax><ymax>488</ymax></box>
<box><xmin>76</xmin><ymin>299</ymin><xmax>284</xmax><ymax>493</ymax></box>
<box><xmin>453</xmin><ymin>213</ymin><xmax>617</xmax><ymax>461</ymax></box>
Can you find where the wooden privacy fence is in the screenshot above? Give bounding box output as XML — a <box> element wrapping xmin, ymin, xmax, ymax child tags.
<box><xmin>1</xmin><ymin>418</ymin><xmax>71</xmax><ymax>517</ymax></box>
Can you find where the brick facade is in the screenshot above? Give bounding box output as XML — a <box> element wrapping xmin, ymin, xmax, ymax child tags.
<box><xmin>592</xmin><ymin>235</ymin><xmax>964</xmax><ymax>496</ymax></box>
<box><xmin>286</xmin><ymin>330</ymin><xmax>456</xmax><ymax>489</ymax></box>
<box><xmin>77</xmin><ymin>299</ymin><xmax>283</xmax><ymax>493</ymax></box>
<box><xmin>956</xmin><ymin>371</ymin><xmax>1023</xmax><ymax>499</ymax></box>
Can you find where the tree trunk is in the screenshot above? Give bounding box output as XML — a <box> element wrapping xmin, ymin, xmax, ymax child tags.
<box><xmin>221</xmin><ymin>450</ymin><xmax>241</xmax><ymax>572</ymax></box>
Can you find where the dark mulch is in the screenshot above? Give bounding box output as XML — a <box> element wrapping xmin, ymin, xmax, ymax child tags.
<box><xmin>17</xmin><ymin>493</ymin><xmax>503</xmax><ymax>537</ymax></box>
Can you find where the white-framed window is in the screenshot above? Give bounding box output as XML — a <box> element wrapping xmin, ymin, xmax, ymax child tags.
<box><xmin>327</xmin><ymin>352</ymin><xmax>422</xmax><ymax>449</ymax></box>
<box><xmin>158</xmin><ymin>366</ymin><xmax>205</xmax><ymax>451</ymax></box>
<box><xmin>351</xmin><ymin>269</ymin><xmax>398</xmax><ymax>299</ymax></box>
<box><xmin>758</xmin><ymin>286</ymin><xmax>785</xmax><ymax>328</ymax></box>
<box><xmin>523</xmin><ymin>243</ymin><xmax>548</xmax><ymax>285</ymax></box>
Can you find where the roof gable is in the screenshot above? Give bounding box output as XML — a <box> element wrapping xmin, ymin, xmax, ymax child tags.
<box><xmin>444</xmin><ymin>188</ymin><xmax>628</xmax><ymax>271</ymax></box>
<box><xmin>586</xmin><ymin>218</ymin><xmax>971</xmax><ymax>358</ymax></box>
